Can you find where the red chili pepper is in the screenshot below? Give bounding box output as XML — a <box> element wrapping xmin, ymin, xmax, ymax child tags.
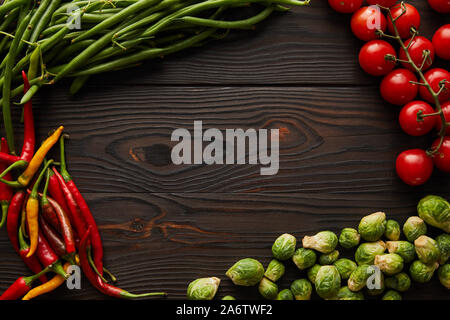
<box><xmin>46</xmin><ymin>196</ymin><xmax>76</xmax><ymax>254</ymax></box>
<box><xmin>0</xmin><ymin>268</ymin><xmax>48</xmax><ymax>300</ymax></box>
<box><xmin>6</xmin><ymin>190</ymin><xmax>26</xmax><ymax>253</ymax></box>
<box><xmin>39</xmin><ymin>215</ymin><xmax>66</xmax><ymax>258</ymax></box>
<box><xmin>59</xmin><ymin>135</ymin><xmax>103</xmax><ymax>275</ymax></box>
<box><xmin>79</xmin><ymin>227</ymin><xmax>166</xmax><ymax>299</ymax></box>
<box><xmin>20</xmin><ymin>71</ymin><xmax>35</xmax><ymax>163</ymax></box>
<box><xmin>18</xmin><ymin>227</ymin><xmax>47</xmax><ymax>284</ymax></box>
<box><xmin>0</xmin><ymin>138</ymin><xmax>13</xmax><ymax>228</ymax></box>
<box><xmin>36</xmin><ymin>231</ymin><xmax>68</xmax><ymax>279</ymax></box>
<box><xmin>47</xmin><ymin>168</ymin><xmax>70</xmax><ymax>216</ymax></box>
<box><xmin>0</xmin><ymin>152</ymin><xmax>21</xmax><ymax>165</ymax></box>
<box><xmin>40</xmin><ymin>166</ymin><xmax>60</xmax><ymax>233</ymax></box>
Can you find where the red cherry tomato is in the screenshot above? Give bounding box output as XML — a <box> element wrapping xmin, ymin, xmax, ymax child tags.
<box><xmin>428</xmin><ymin>0</ymin><xmax>450</xmax><ymax>13</ymax></box>
<box><xmin>399</xmin><ymin>101</ymin><xmax>437</xmax><ymax>136</ymax></box>
<box><xmin>419</xmin><ymin>68</ymin><xmax>450</xmax><ymax>103</ymax></box>
<box><xmin>396</xmin><ymin>149</ymin><xmax>433</xmax><ymax>186</ymax></box>
<box><xmin>351</xmin><ymin>6</ymin><xmax>387</xmax><ymax>41</ymax></box>
<box><xmin>359</xmin><ymin>40</ymin><xmax>396</xmax><ymax>76</ymax></box>
<box><xmin>435</xmin><ymin>101</ymin><xmax>450</xmax><ymax>135</ymax></box>
<box><xmin>433</xmin><ymin>24</ymin><xmax>450</xmax><ymax>60</ymax></box>
<box><xmin>399</xmin><ymin>36</ymin><xmax>435</xmax><ymax>72</ymax></box>
<box><xmin>387</xmin><ymin>3</ymin><xmax>421</xmax><ymax>39</ymax></box>
<box><xmin>328</xmin><ymin>0</ymin><xmax>363</xmax><ymax>13</ymax></box>
<box><xmin>380</xmin><ymin>69</ymin><xmax>418</xmax><ymax>105</ymax></box>
<box><xmin>367</xmin><ymin>0</ymin><xmax>398</xmax><ymax>7</ymax></box>
<box><xmin>432</xmin><ymin>137</ymin><xmax>450</xmax><ymax>172</ymax></box>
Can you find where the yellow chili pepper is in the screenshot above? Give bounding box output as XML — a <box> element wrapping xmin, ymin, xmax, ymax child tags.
<box><xmin>22</xmin><ymin>262</ymin><xmax>70</xmax><ymax>300</ymax></box>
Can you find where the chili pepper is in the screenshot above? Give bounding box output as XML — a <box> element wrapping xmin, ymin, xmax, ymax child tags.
<box><xmin>47</xmin><ymin>167</ymin><xmax>70</xmax><ymax>219</ymax></box>
<box><xmin>25</xmin><ymin>159</ymin><xmax>55</xmax><ymax>258</ymax></box>
<box><xmin>20</xmin><ymin>192</ymin><xmax>29</xmax><ymax>239</ymax></box>
<box><xmin>20</xmin><ymin>72</ymin><xmax>35</xmax><ymax>163</ymax></box>
<box><xmin>0</xmin><ymin>152</ymin><xmax>20</xmax><ymax>165</ymax></box>
<box><xmin>0</xmin><ymin>138</ymin><xmax>13</xmax><ymax>228</ymax></box>
<box><xmin>18</xmin><ymin>227</ymin><xmax>48</xmax><ymax>284</ymax></box>
<box><xmin>0</xmin><ymin>267</ymin><xmax>49</xmax><ymax>300</ymax></box>
<box><xmin>46</xmin><ymin>195</ymin><xmax>76</xmax><ymax>255</ymax></box>
<box><xmin>22</xmin><ymin>262</ymin><xmax>71</xmax><ymax>300</ymax></box>
<box><xmin>0</xmin><ymin>126</ymin><xmax>64</xmax><ymax>188</ymax></box>
<box><xmin>36</xmin><ymin>231</ymin><xmax>69</xmax><ymax>279</ymax></box>
<box><xmin>79</xmin><ymin>227</ymin><xmax>166</xmax><ymax>299</ymax></box>
<box><xmin>39</xmin><ymin>215</ymin><xmax>66</xmax><ymax>258</ymax></box>
<box><xmin>6</xmin><ymin>190</ymin><xmax>26</xmax><ymax>253</ymax></box>
<box><xmin>40</xmin><ymin>167</ymin><xmax>60</xmax><ymax>232</ymax></box>
<box><xmin>59</xmin><ymin>135</ymin><xmax>103</xmax><ymax>274</ymax></box>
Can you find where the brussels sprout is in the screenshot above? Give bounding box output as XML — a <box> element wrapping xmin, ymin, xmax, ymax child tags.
<box><xmin>307</xmin><ymin>264</ymin><xmax>321</xmax><ymax>284</ymax></box>
<box><xmin>438</xmin><ymin>264</ymin><xmax>450</xmax><ymax>289</ymax></box>
<box><xmin>221</xmin><ymin>295</ymin><xmax>236</xmax><ymax>300</ymax></box>
<box><xmin>409</xmin><ymin>260</ymin><xmax>439</xmax><ymax>283</ymax></box>
<box><xmin>386</xmin><ymin>241</ymin><xmax>416</xmax><ymax>264</ymax></box>
<box><xmin>226</xmin><ymin>258</ymin><xmax>264</xmax><ymax>286</ymax></box>
<box><xmin>382</xmin><ymin>290</ymin><xmax>402</xmax><ymax>300</ymax></box>
<box><xmin>292</xmin><ymin>248</ymin><xmax>317</xmax><ymax>270</ymax></box>
<box><xmin>436</xmin><ymin>234</ymin><xmax>450</xmax><ymax>264</ymax></box>
<box><xmin>290</xmin><ymin>279</ymin><xmax>312</xmax><ymax>300</ymax></box>
<box><xmin>354</xmin><ymin>240</ymin><xmax>386</xmax><ymax>265</ymax></box>
<box><xmin>385</xmin><ymin>272</ymin><xmax>411</xmax><ymax>292</ymax></box>
<box><xmin>339</xmin><ymin>228</ymin><xmax>361</xmax><ymax>249</ymax></box>
<box><xmin>258</xmin><ymin>277</ymin><xmax>278</xmax><ymax>300</ymax></box>
<box><xmin>302</xmin><ymin>231</ymin><xmax>338</xmax><ymax>254</ymax></box>
<box><xmin>358</xmin><ymin>211</ymin><xmax>386</xmax><ymax>241</ymax></box>
<box><xmin>374</xmin><ymin>253</ymin><xmax>404</xmax><ymax>276</ymax></box>
<box><xmin>272</xmin><ymin>233</ymin><xmax>296</xmax><ymax>261</ymax></box>
<box><xmin>264</xmin><ymin>259</ymin><xmax>285</xmax><ymax>282</ymax></box>
<box><xmin>318</xmin><ymin>250</ymin><xmax>339</xmax><ymax>265</ymax></box>
<box><xmin>417</xmin><ymin>195</ymin><xmax>450</xmax><ymax>233</ymax></box>
<box><xmin>414</xmin><ymin>235</ymin><xmax>441</xmax><ymax>265</ymax></box>
<box><xmin>276</xmin><ymin>289</ymin><xmax>294</xmax><ymax>300</ymax></box>
<box><xmin>315</xmin><ymin>266</ymin><xmax>341</xmax><ymax>299</ymax></box>
<box><xmin>384</xmin><ymin>219</ymin><xmax>401</xmax><ymax>241</ymax></box>
<box><xmin>366</xmin><ymin>271</ymin><xmax>384</xmax><ymax>296</ymax></box>
<box><xmin>333</xmin><ymin>258</ymin><xmax>357</xmax><ymax>280</ymax></box>
<box><xmin>187</xmin><ymin>277</ymin><xmax>220</xmax><ymax>300</ymax></box>
<box><xmin>348</xmin><ymin>265</ymin><xmax>371</xmax><ymax>292</ymax></box>
<box><xmin>336</xmin><ymin>286</ymin><xmax>364</xmax><ymax>300</ymax></box>
<box><xmin>403</xmin><ymin>216</ymin><xmax>427</xmax><ymax>243</ymax></box>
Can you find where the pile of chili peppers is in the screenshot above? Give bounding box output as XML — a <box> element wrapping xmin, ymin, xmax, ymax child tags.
<box><xmin>0</xmin><ymin>71</ymin><xmax>167</xmax><ymax>300</ymax></box>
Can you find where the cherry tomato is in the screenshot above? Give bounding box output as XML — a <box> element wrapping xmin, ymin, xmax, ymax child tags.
<box><xmin>351</xmin><ymin>6</ymin><xmax>387</xmax><ymax>41</ymax></box>
<box><xmin>359</xmin><ymin>40</ymin><xmax>396</xmax><ymax>76</ymax></box>
<box><xmin>419</xmin><ymin>68</ymin><xmax>450</xmax><ymax>103</ymax></box>
<box><xmin>432</xmin><ymin>137</ymin><xmax>450</xmax><ymax>172</ymax></box>
<box><xmin>399</xmin><ymin>101</ymin><xmax>437</xmax><ymax>136</ymax></box>
<box><xmin>380</xmin><ymin>69</ymin><xmax>418</xmax><ymax>105</ymax></box>
<box><xmin>432</xmin><ymin>24</ymin><xmax>450</xmax><ymax>60</ymax></box>
<box><xmin>387</xmin><ymin>3</ymin><xmax>421</xmax><ymax>39</ymax></box>
<box><xmin>367</xmin><ymin>0</ymin><xmax>398</xmax><ymax>7</ymax></box>
<box><xmin>328</xmin><ymin>0</ymin><xmax>363</xmax><ymax>13</ymax></box>
<box><xmin>396</xmin><ymin>149</ymin><xmax>433</xmax><ymax>186</ymax></box>
<box><xmin>435</xmin><ymin>101</ymin><xmax>450</xmax><ymax>135</ymax></box>
<box><xmin>428</xmin><ymin>0</ymin><xmax>450</xmax><ymax>13</ymax></box>
<box><xmin>399</xmin><ymin>36</ymin><xmax>435</xmax><ymax>72</ymax></box>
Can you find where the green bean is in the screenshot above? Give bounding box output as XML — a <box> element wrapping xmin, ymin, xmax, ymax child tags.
<box><xmin>51</xmin><ymin>39</ymin><xmax>96</xmax><ymax>65</ymax></box>
<box><xmin>28</xmin><ymin>0</ymin><xmax>62</xmax><ymax>44</ymax></box>
<box><xmin>53</xmin><ymin>12</ymin><xmax>117</xmax><ymax>25</ymax></box>
<box><xmin>19</xmin><ymin>83</ymin><xmax>39</xmax><ymax>105</ymax></box>
<box><xmin>51</xmin><ymin>0</ymin><xmax>138</xmax><ymax>21</ymax></box>
<box><xmin>41</xmin><ymin>24</ymin><xmax>69</xmax><ymax>38</ymax></box>
<box><xmin>0</xmin><ymin>0</ymin><xmax>29</xmax><ymax>17</ymax></box>
<box><xmin>0</xmin><ymin>7</ymin><xmax>19</xmax><ymax>32</ymax></box>
<box><xmin>69</xmin><ymin>75</ymin><xmax>90</xmax><ymax>95</ymax></box>
<box><xmin>89</xmin><ymin>38</ymin><xmax>146</xmax><ymax>64</ymax></box>
<box><xmin>0</xmin><ymin>76</ymin><xmax>43</xmax><ymax>107</ymax></box>
<box><xmin>0</xmin><ymin>36</ymin><xmax>11</xmax><ymax>55</ymax></box>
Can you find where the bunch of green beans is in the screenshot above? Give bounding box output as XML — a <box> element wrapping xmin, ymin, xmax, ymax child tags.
<box><xmin>0</xmin><ymin>0</ymin><xmax>310</xmax><ymax>153</ymax></box>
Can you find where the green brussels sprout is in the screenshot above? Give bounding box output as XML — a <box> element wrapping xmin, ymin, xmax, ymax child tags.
<box><xmin>307</xmin><ymin>264</ymin><xmax>321</xmax><ymax>284</ymax></box>
<box><xmin>336</xmin><ymin>286</ymin><xmax>364</xmax><ymax>300</ymax></box>
<box><xmin>290</xmin><ymin>279</ymin><xmax>312</xmax><ymax>300</ymax></box>
<box><xmin>385</xmin><ymin>272</ymin><xmax>411</xmax><ymax>292</ymax></box>
<box><xmin>264</xmin><ymin>259</ymin><xmax>285</xmax><ymax>282</ymax></box>
<box><xmin>374</xmin><ymin>253</ymin><xmax>404</xmax><ymax>276</ymax></box>
<box><xmin>276</xmin><ymin>289</ymin><xmax>294</xmax><ymax>300</ymax></box>
<box><xmin>358</xmin><ymin>211</ymin><xmax>386</xmax><ymax>241</ymax></box>
<box><xmin>258</xmin><ymin>277</ymin><xmax>278</xmax><ymax>300</ymax></box>
<box><xmin>417</xmin><ymin>195</ymin><xmax>450</xmax><ymax>233</ymax></box>
<box><xmin>409</xmin><ymin>260</ymin><xmax>439</xmax><ymax>283</ymax></box>
<box><xmin>384</xmin><ymin>219</ymin><xmax>401</xmax><ymax>241</ymax></box>
<box><xmin>366</xmin><ymin>272</ymin><xmax>384</xmax><ymax>296</ymax></box>
<box><xmin>403</xmin><ymin>216</ymin><xmax>427</xmax><ymax>242</ymax></box>
<box><xmin>315</xmin><ymin>266</ymin><xmax>341</xmax><ymax>299</ymax></box>
<box><xmin>386</xmin><ymin>241</ymin><xmax>416</xmax><ymax>264</ymax></box>
<box><xmin>226</xmin><ymin>258</ymin><xmax>264</xmax><ymax>286</ymax></box>
<box><xmin>414</xmin><ymin>235</ymin><xmax>441</xmax><ymax>265</ymax></box>
<box><xmin>187</xmin><ymin>277</ymin><xmax>220</xmax><ymax>300</ymax></box>
<box><xmin>292</xmin><ymin>248</ymin><xmax>317</xmax><ymax>270</ymax></box>
<box><xmin>302</xmin><ymin>231</ymin><xmax>338</xmax><ymax>254</ymax></box>
<box><xmin>436</xmin><ymin>234</ymin><xmax>450</xmax><ymax>264</ymax></box>
<box><xmin>222</xmin><ymin>296</ymin><xmax>236</xmax><ymax>300</ymax></box>
<box><xmin>382</xmin><ymin>290</ymin><xmax>402</xmax><ymax>300</ymax></box>
<box><xmin>319</xmin><ymin>250</ymin><xmax>339</xmax><ymax>265</ymax></box>
<box><xmin>339</xmin><ymin>228</ymin><xmax>361</xmax><ymax>249</ymax></box>
<box><xmin>272</xmin><ymin>233</ymin><xmax>296</xmax><ymax>261</ymax></box>
<box><xmin>333</xmin><ymin>258</ymin><xmax>357</xmax><ymax>280</ymax></box>
<box><xmin>348</xmin><ymin>265</ymin><xmax>372</xmax><ymax>292</ymax></box>
<box><xmin>438</xmin><ymin>264</ymin><xmax>450</xmax><ymax>289</ymax></box>
<box><xmin>354</xmin><ymin>240</ymin><xmax>386</xmax><ymax>265</ymax></box>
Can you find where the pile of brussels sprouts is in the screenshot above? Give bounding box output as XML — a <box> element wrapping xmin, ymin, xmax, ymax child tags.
<box><xmin>186</xmin><ymin>195</ymin><xmax>450</xmax><ymax>300</ymax></box>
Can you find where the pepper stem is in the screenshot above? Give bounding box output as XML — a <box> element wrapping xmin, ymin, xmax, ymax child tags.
<box><xmin>0</xmin><ymin>201</ymin><xmax>8</xmax><ymax>228</ymax></box>
<box><xmin>18</xmin><ymin>226</ymin><xmax>29</xmax><ymax>250</ymax></box>
<box><xmin>59</xmin><ymin>134</ymin><xmax>71</xmax><ymax>182</ymax></box>
<box><xmin>24</xmin><ymin>266</ymin><xmax>51</xmax><ymax>286</ymax></box>
<box><xmin>88</xmin><ymin>246</ymin><xmax>109</xmax><ymax>283</ymax></box>
<box><xmin>30</xmin><ymin>159</ymin><xmax>54</xmax><ymax>199</ymax></box>
<box><xmin>50</xmin><ymin>261</ymin><xmax>69</xmax><ymax>279</ymax></box>
<box><xmin>119</xmin><ymin>290</ymin><xmax>167</xmax><ymax>299</ymax></box>
<box><xmin>0</xmin><ymin>160</ymin><xmax>27</xmax><ymax>179</ymax></box>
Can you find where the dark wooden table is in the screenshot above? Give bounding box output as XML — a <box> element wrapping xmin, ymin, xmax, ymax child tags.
<box><xmin>0</xmin><ymin>0</ymin><xmax>449</xmax><ymax>300</ymax></box>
